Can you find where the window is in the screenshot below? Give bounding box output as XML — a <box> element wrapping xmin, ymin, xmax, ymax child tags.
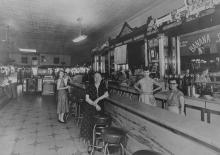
<box><xmin>54</xmin><ymin>57</ymin><xmax>60</xmax><ymax>64</ymax></box>
<box><xmin>32</xmin><ymin>57</ymin><xmax>37</xmax><ymax>60</ymax></box>
<box><xmin>21</xmin><ymin>56</ymin><xmax>28</xmax><ymax>64</ymax></box>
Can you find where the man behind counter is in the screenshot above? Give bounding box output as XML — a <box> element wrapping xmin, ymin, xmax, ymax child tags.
<box><xmin>134</xmin><ymin>67</ymin><xmax>161</xmax><ymax>106</ymax></box>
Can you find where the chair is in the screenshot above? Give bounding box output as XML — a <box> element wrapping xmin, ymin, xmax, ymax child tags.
<box><xmin>76</xmin><ymin>98</ymin><xmax>84</xmax><ymax>126</ymax></box>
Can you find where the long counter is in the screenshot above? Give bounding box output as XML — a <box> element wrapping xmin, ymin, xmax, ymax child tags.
<box><xmin>109</xmin><ymin>84</ymin><xmax>220</xmax><ymax>125</ymax></box>
<box><xmin>72</xmin><ymin>83</ymin><xmax>220</xmax><ymax>155</ymax></box>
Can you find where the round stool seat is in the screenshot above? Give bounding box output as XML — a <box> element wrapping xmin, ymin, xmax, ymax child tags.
<box><xmin>133</xmin><ymin>150</ymin><xmax>162</xmax><ymax>155</ymax></box>
<box><xmin>94</xmin><ymin>114</ymin><xmax>111</xmax><ymax>125</ymax></box>
<box><xmin>103</xmin><ymin>127</ymin><xmax>125</xmax><ymax>144</ymax></box>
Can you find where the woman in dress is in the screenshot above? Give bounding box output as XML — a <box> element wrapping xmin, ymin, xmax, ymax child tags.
<box><xmin>80</xmin><ymin>72</ymin><xmax>108</xmax><ymax>146</ymax></box>
<box><xmin>57</xmin><ymin>70</ymin><xmax>69</xmax><ymax>123</ymax></box>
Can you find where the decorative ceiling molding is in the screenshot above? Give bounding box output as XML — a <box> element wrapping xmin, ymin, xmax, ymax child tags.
<box><xmin>116</xmin><ymin>22</ymin><xmax>136</xmax><ymax>39</ymax></box>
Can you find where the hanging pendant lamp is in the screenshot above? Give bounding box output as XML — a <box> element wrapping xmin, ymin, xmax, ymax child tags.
<box><xmin>72</xmin><ymin>17</ymin><xmax>87</xmax><ymax>43</ymax></box>
<box><xmin>2</xmin><ymin>25</ymin><xmax>9</xmax><ymax>42</ymax></box>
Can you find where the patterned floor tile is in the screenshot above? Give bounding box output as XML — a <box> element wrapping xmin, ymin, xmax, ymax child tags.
<box><xmin>0</xmin><ymin>95</ymin><xmax>89</xmax><ymax>155</ymax></box>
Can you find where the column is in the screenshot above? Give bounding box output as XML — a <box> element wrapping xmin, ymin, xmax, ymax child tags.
<box><xmin>159</xmin><ymin>34</ymin><xmax>165</xmax><ymax>79</ymax></box>
<box><xmin>101</xmin><ymin>56</ymin><xmax>105</xmax><ymax>73</ymax></box>
<box><xmin>144</xmin><ymin>39</ymin><xmax>148</xmax><ymax>67</ymax></box>
<box><xmin>176</xmin><ymin>36</ymin><xmax>181</xmax><ymax>75</ymax></box>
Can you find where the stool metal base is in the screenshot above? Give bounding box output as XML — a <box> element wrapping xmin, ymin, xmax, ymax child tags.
<box><xmin>90</xmin><ymin>124</ymin><xmax>109</xmax><ymax>155</ymax></box>
<box><xmin>104</xmin><ymin>143</ymin><xmax>125</xmax><ymax>155</ymax></box>
<box><xmin>76</xmin><ymin>99</ymin><xmax>84</xmax><ymax>126</ymax></box>
<box><xmin>132</xmin><ymin>150</ymin><xmax>162</xmax><ymax>155</ymax></box>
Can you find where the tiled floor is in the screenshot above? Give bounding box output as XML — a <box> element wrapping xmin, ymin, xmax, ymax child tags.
<box><xmin>0</xmin><ymin>95</ymin><xmax>88</xmax><ymax>155</ymax></box>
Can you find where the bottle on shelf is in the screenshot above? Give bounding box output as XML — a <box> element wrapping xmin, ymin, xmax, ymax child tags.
<box><xmin>190</xmin><ymin>82</ymin><xmax>196</xmax><ymax>97</ymax></box>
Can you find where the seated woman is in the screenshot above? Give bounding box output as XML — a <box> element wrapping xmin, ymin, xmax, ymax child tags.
<box><xmin>80</xmin><ymin>72</ymin><xmax>109</xmax><ymax>148</ymax></box>
<box><xmin>166</xmin><ymin>79</ymin><xmax>185</xmax><ymax>115</ymax></box>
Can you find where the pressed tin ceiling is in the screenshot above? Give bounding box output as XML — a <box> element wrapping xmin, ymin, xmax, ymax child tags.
<box><xmin>0</xmin><ymin>0</ymin><xmax>170</xmax><ymax>64</ymax></box>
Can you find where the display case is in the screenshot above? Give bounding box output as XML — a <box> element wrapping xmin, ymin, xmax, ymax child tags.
<box><xmin>22</xmin><ymin>77</ymin><xmax>43</xmax><ymax>94</ymax></box>
<box><xmin>193</xmin><ymin>81</ymin><xmax>220</xmax><ymax>99</ymax></box>
<box><xmin>42</xmin><ymin>76</ymin><xmax>55</xmax><ymax>95</ymax></box>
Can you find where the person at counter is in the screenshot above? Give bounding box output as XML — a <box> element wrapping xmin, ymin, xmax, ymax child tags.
<box><xmin>80</xmin><ymin>72</ymin><xmax>108</xmax><ymax>147</ymax></box>
<box><xmin>198</xmin><ymin>68</ymin><xmax>211</xmax><ymax>83</ymax></box>
<box><xmin>196</xmin><ymin>68</ymin><xmax>213</xmax><ymax>100</ymax></box>
<box><xmin>57</xmin><ymin>70</ymin><xmax>70</xmax><ymax>123</ymax></box>
<box><xmin>166</xmin><ymin>79</ymin><xmax>185</xmax><ymax>115</ymax></box>
<box><xmin>182</xmin><ymin>69</ymin><xmax>191</xmax><ymax>95</ymax></box>
<box><xmin>134</xmin><ymin>67</ymin><xmax>161</xmax><ymax>106</ymax></box>
<box><xmin>64</xmin><ymin>71</ymin><xmax>73</xmax><ymax>93</ymax></box>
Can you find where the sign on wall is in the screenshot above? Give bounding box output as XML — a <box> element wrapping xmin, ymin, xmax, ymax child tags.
<box><xmin>180</xmin><ymin>26</ymin><xmax>220</xmax><ymax>56</ymax></box>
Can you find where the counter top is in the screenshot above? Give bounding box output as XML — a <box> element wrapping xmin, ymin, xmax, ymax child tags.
<box><xmin>155</xmin><ymin>91</ymin><xmax>220</xmax><ymax>105</ymax></box>
<box><xmin>109</xmin><ymin>83</ymin><xmax>220</xmax><ymax>105</ymax></box>
<box><xmin>107</xmin><ymin>94</ymin><xmax>220</xmax><ymax>152</ymax></box>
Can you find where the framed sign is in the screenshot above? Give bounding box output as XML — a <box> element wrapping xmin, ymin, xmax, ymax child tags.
<box><xmin>180</xmin><ymin>25</ymin><xmax>220</xmax><ymax>56</ymax></box>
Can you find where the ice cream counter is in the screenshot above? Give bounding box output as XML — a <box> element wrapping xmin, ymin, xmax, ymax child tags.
<box><xmin>71</xmin><ymin>83</ymin><xmax>220</xmax><ymax>155</ymax></box>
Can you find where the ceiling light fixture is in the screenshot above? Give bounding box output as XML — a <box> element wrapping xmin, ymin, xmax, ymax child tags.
<box><xmin>19</xmin><ymin>48</ymin><xmax>37</xmax><ymax>53</ymax></box>
<box><xmin>2</xmin><ymin>25</ymin><xmax>9</xmax><ymax>42</ymax></box>
<box><xmin>72</xmin><ymin>17</ymin><xmax>87</xmax><ymax>43</ymax></box>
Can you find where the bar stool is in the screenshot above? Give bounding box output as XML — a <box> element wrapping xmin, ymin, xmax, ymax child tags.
<box><xmin>90</xmin><ymin>114</ymin><xmax>111</xmax><ymax>155</ymax></box>
<box><xmin>68</xmin><ymin>94</ymin><xmax>78</xmax><ymax>121</ymax></box>
<box><xmin>132</xmin><ymin>150</ymin><xmax>162</xmax><ymax>155</ymax></box>
<box><xmin>76</xmin><ymin>98</ymin><xmax>84</xmax><ymax>126</ymax></box>
<box><xmin>102</xmin><ymin>127</ymin><xmax>125</xmax><ymax>155</ymax></box>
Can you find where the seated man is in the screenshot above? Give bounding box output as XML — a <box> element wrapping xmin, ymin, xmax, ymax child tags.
<box><xmin>166</xmin><ymin>79</ymin><xmax>185</xmax><ymax>115</ymax></box>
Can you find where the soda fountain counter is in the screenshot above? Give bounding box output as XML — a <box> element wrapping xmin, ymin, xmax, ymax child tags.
<box><xmin>108</xmin><ymin>81</ymin><xmax>220</xmax><ymax>125</ymax></box>
<box><xmin>71</xmin><ymin>82</ymin><xmax>220</xmax><ymax>155</ymax></box>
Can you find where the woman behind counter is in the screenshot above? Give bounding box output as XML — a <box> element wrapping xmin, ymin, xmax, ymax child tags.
<box><xmin>80</xmin><ymin>72</ymin><xmax>109</xmax><ymax>147</ymax></box>
<box><xmin>166</xmin><ymin>79</ymin><xmax>185</xmax><ymax>115</ymax></box>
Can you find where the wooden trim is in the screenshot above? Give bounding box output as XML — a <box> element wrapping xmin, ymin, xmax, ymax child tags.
<box><xmin>117</xmin><ymin>22</ymin><xmax>135</xmax><ymax>39</ymax></box>
<box><xmin>109</xmin><ymin>6</ymin><xmax>219</xmax><ymax>48</ymax></box>
<box><xmin>179</xmin><ymin>24</ymin><xmax>220</xmax><ymax>38</ymax></box>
